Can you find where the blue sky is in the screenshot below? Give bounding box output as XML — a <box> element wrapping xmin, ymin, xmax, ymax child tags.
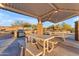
<box><xmin>0</xmin><ymin>9</ymin><xmax>79</xmax><ymax>28</ymax></box>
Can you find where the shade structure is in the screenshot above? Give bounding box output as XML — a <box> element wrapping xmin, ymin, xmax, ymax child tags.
<box><xmin>0</xmin><ymin>3</ymin><xmax>79</xmax><ymax>23</ymax></box>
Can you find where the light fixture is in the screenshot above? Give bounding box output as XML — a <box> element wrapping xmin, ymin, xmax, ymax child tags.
<box><xmin>55</xmin><ymin>11</ymin><xmax>58</xmax><ymax>13</ymax></box>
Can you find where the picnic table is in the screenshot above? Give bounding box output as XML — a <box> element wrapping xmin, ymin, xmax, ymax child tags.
<box><xmin>30</xmin><ymin>34</ymin><xmax>56</xmax><ymax>55</ymax></box>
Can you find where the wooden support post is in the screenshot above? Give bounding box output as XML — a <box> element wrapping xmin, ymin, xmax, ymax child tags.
<box><xmin>37</xmin><ymin>17</ymin><xmax>43</xmax><ymax>36</ymax></box>
<box><xmin>75</xmin><ymin>21</ymin><xmax>79</xmax><ymax>41</ymax></box>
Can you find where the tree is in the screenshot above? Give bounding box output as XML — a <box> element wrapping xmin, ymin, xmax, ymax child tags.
<box><xmin>54</xmin><ymin>24</ymin><xmax>62</xmax><ymax>30</ymax></box>
<box><xmin>11</xmin><ymin>20</ymin><xmax>24</xmax><ymax>26</ymax></box>
<box><xmin>62</xmin><ymin>22</ymin><xmax>73</xmax><ymax>31</ymax></box>
<box><xmin>71</xmin><ymin>28</ymin><xmax>75</xmax><ymax>32</ymax></box>
<box><xmin>23</xmin><ymin>23</ymin><xmax>31</xmax><ymax>27</ymax></box>
<box><xmin>31</xmin><ymin>24</ymin><xmax>37</xmax><ymax>30</ymax></box>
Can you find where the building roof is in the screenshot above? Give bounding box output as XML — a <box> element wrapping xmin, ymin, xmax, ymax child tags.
<box><xmin>0</xmin><ymin>3</ymin><xmax>79</xmax><ymax>23</ymax></box>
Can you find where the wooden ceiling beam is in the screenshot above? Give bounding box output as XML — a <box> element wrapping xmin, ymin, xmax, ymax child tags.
<box><xmin>55</xmin><ymin>14</ymin><xmax>78</xmax><ymax>23</ymax></box>
<box><xmin>40</xmin><ymin>10</ymin><xmax>55</xmax><ymax>18</ymax></box>
<box><xmin>0</xmin><ymin>3</ymin><xmax>38</xmax><ymax>18</ymax></box>
<box><xmin>48</xmin><ymin>3</ymin><xmax>79</xmax><ymax>14</ymax></box>
<box><xmin>0</xmin><ymin>3</ymin><xmax>4</xmax><ymax>8</ymax></box>
<box><xmin>48</xmin><ymin>3</ymin><xmax>58</xmax><ymax>10</ymax></box>
<box><xmin>41</xmin><ymin>3</ymin><xmax>79</xmax><ymax>20</ymax></box>
<box><xmin>58</xmin><ymin>9</ymin><xmax>79</xmax><ymax>14</ymax></box>
<box><xmin>42</xmin><ymin>13</ymin><xmax>78</xmax><ymax>23</ymax></box>
<box><xmin>41</xmin><ymin>3</ymin><xmax>60</xmax><ymax>19</ymax></box>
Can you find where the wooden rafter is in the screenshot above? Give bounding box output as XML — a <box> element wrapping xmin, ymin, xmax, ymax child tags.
<box><xmin>42</xmin><ymin>11</ymin><xmax>58</xmax><ymax>22</ymax></box>
<box><xmin>48</xmin><ymin>3</ymin><xmax>58</xmax><ymax>10</ymax></box>
<box><xmin>0</xmin><ymin>3</ymin><xmax>38</xmax><ymax>18</ymax></box>
<box><xmin>55</xmin><ymin>14</ymin><xmax>78</xmax><ymax>23</ymax></box>
<box><xmin>49</xmin><ymin>3</ymin><xmax>79</xmax><ymax>14</ymax></box>
<box><xmin>59</xmin><ymin>9</ymin><xmax>79</xmax><ymax>14</ymax></box>
<box><xmin>40</xmin><ymin>3</ymin><xmax>59</xmax><ymax>19</ymax></box>
<box><xmin>40</xmin><ymin>4</ymin><xmax>60</xmax><ymax>19</ymax></box>
<box><xmin>0</xmin><ymin>3</ymin><xmax>4</xmax><ymax>7</ymax></box>
<box><xmin>40</xmin><ymin>9</ymin><xmax>55</xmax><ymax>18</ymax></box>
